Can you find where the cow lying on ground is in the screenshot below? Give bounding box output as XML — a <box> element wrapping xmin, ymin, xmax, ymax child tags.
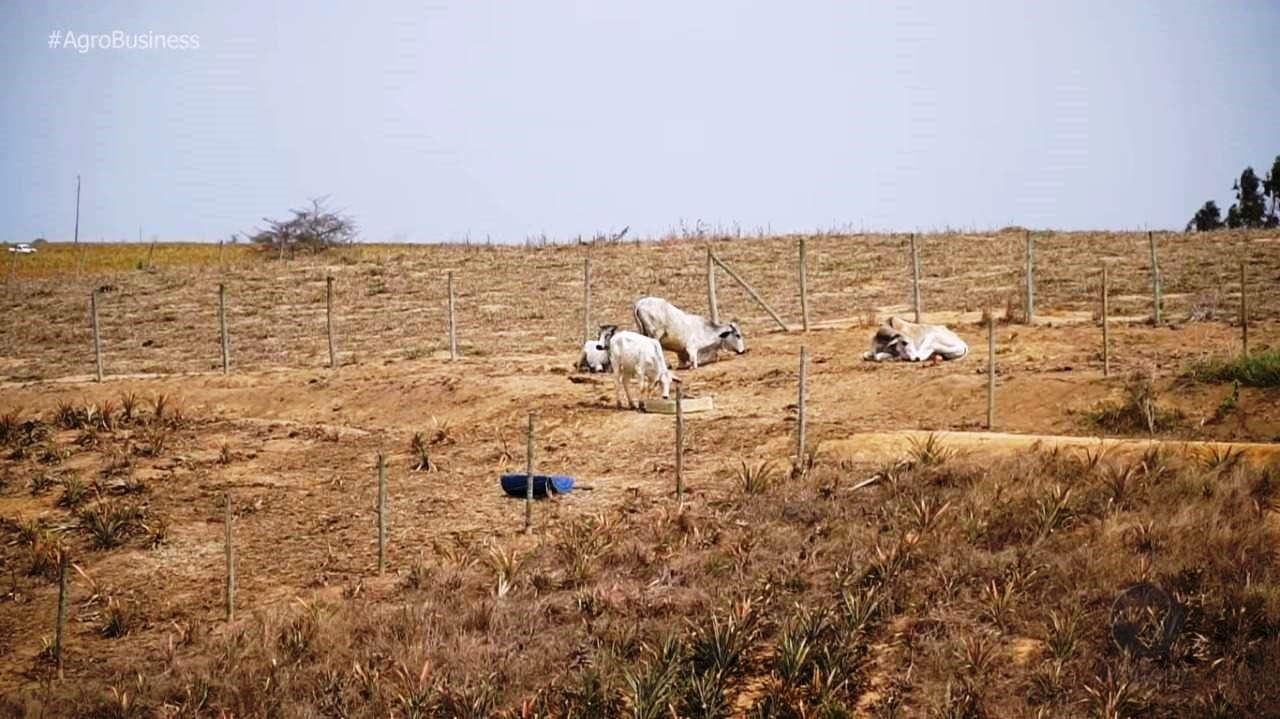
<box><xmin>609</xmin><ymin>330</ymin><xmax>677</xmax><ymax>409</ymax></box>
<box><xmin>575</xmin><ymin>325</ymin><xmax>618</xmax><ymax>373</ymax></box>
<box><xmin>633</xmin><ymin>296</ymin><xmax>745</xmax><ymax>369</ymax></box>
<box><xmin>863</xmin><ymin>316</ymin><xmax>969</xmax><ymax>363</ymax></box>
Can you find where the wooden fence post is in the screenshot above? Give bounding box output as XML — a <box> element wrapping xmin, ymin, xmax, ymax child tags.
<box><xmin>377</xmin><ymin>454</ymin><xmax>387</xmax><ymax>575</ymax></box>
<box><xmin>1240</xmin><ymin>259</ymin><xmax>1249</xmax><ymax>357</ymax></box>
<box><xmin>224</xmin><ymin>494</ymin><xmax>235</xmax><ymax>622</ymax></box>
<box><xmin>10</xmin><ymin>247</ymin><xmax>18</xmax><ymax>288</ymax></box>
<box><xmin>1102</xmin><ymin>264</ymin><xmax>1110</xmax><ymax>377</ymax></box>
<box><xmin>706</xmin><ymin>247</ymin><xmax>720</xmax><ymax>324</ymax></box>
<box><xmin>710</xmin><ymin>252</ymin><xmax>789</xmax><ymax>331</ymax></box>
<box><xmin>524</xmin><ymin>413</ymin><xmax>535</xmax><ymax>535</ymax></box>
<box><xmin>910</xmin><ymin>233</ymin><xmax>922</xmax><ymax>323</ymax></box>
<box><xmin>675</xmin><ymin>384</ymin><xmax>684</xmax><ymax>504</ymax></box>
<box><xmin>1024</xmin><ymin>231</ymin><xmax>1035</xmax><ymax>325</ymax></box>
<box><xmin>54</xmin><ymin>553</ymin><xmax>68</xmax><ymax>680</ymax></box>
<box><xmin>447</xmin><ymin>272</ymin><xmax>458</xmax><ymax>360</ymax></box>
<box><xmin>798</xmin><ymin>237</ymin><xmax>810</xmax><ymax>332</ymax></box>
<box><xmin>582</xmin><ymin>256</ymin><xmax>592</xmax><ymax>344</ymax></box>
<box><xmin>218</xmin><ymin>284</ymin><xmax>230</xmax><ymax>375</ymax></box>
<box><xmin>796</xmin><ymin>347</ymin><xmax>807</xmax><ymax>464</ymax></box>
<box><xmin>325</xmin><ymin>276</ymin><xmax>337</xmax><ymax>369</ymax></box>
<box><xmin>986</xmin><ymin>317</ymin><xmax>996</xmax><ymax>430</ymax></box>
<box><xmin>90</xmin><ymin>290</ymin><xmax>103</xmax><ymax>383</ymax></box>
<box><xmin>1148</xmin><ymin>231</ymin><xmax>1162</xmax><ymax>325</ymax></box>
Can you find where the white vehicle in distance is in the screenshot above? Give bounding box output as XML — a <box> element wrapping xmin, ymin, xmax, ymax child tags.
<box><xmin>8</xmin><ymin>243</ymin><xmax>37</xmax><ymax>254</ymax></box>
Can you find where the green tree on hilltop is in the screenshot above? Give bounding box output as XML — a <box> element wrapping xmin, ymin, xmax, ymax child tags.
<box><xmin>1235</xmin><ymin>167</ymin><xmax>1266</xmax><ymax>228</ymax></box>
<box><xmin>1225</xmin><ymin>202</ymin><xmax>1242</xmax><ymax>229</ymax></box>
<box><xmin>1263</xmin><ymin>155</ymin><xmax>1280</xmax><ymax>227</ymax></box>
<box><xmin>1187</xmin><ymin>154</ymin><xmax>1278</xmax><ymax>231</ymax></box>
<box><xmin>1187</xmin><ymin>201</ymin><xmax>1223</xmax><ymax>232</ymax></box>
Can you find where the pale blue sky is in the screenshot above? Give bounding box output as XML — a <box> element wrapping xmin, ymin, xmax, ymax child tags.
<box><xmin>2</xmin><ymin>1</ymin><xmax>1278</xmax><ymax>243</ymax></box>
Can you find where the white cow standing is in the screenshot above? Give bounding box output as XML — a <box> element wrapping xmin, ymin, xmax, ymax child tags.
<box><xmin>632</xmin><ymin>296</ymin><xmax>745</xmax><ymax>369</ymax></box>
<box><xmin>608</xmin><ymin>330</ymin><xmax>677</xmax><ymax>409</ymax></box>
<box><xmin>863</xmin><ymin>316</ymin><xmax>969</xmax><ymax>363</ymax></box>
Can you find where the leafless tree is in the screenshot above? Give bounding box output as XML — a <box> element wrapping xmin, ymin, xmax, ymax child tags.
<box><xmin>249</xmin><ymin>197</ymin><xmax>357</xmax><ymax>259</ymax></box>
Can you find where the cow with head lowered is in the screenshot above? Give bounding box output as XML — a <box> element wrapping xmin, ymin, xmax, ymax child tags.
<box><xmin>609</xmin><ymin>330</ymin><xmax>677</xmax><ymax>410</ymax></box>
<box><xmin>632</xmin><ymin>297</ymin><xmax>745</xmax><ymax>369</ymax></box>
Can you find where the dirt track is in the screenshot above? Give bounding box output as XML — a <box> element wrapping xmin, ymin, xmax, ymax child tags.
<box><xmin>823</xmin><ymin>429</ymin><xmax>1280</xmax><ymax>466</ymax></box>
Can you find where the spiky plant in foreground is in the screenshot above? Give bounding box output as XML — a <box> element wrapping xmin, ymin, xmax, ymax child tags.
<box><xmin>908</xmin><ymin>432</ymin><xmax>954</xmax><ymax>467</ymax></box>
<box><xmin>118</xmin><ymin>392</ymin><xmax>139</xmax><ymax>424</ymax></box>
<box><xmin>735</xmin><ymin>460</ymin><xmax>780</xmax><ymax>495</ymax></box>
<box><xmin>688</xmin><ymin>602</ymin><xmax>759</xmax><ymax>677</ymax></box>
<box><xmin>484</xmin><ymin>544</ymin><xmax>525</xmax><ymax>599</ymax></box>
<box><xmin>80</xmin><ymin>501</ymin><xmax>142</xmax><ymax>549</ymax></box>
<box><xmin>57</xmin><ymin>475</ymin><xmax>90</xmax><ymax>508</ymax></box>
<box><xmin>409</xmin><ymin>432</ymin><xmax>432</xmax><ymax>471</ymax></box>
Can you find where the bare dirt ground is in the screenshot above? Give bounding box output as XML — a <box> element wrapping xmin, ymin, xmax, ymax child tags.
<box><xmin>1</xmin><ymin>231</ymin><xmax>1277</xmax><ymax>715</ymax></box>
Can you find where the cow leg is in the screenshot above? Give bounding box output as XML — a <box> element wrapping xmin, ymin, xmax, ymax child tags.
<box><xmin>621</xmin><ymin>374</ymin><xmax>636</xmax><ymax>410</ymax></box>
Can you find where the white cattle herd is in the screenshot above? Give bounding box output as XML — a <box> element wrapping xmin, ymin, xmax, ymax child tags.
<box><xmin>576</xmin><ymin>296</ymin><xmax>970</xmax><ymax>411</ymax></box>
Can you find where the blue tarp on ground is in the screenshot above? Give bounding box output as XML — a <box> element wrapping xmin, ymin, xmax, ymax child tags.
<box><xmin>500</xmin><ymin>474</ymin><xmax>574</xmax><ymax>498</ymax></box>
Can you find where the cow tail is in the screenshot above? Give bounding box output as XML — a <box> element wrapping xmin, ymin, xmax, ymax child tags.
<box><xmin>633</xmin><ymin>303</ymin><xmax>652</xmax><ymax>337</ymax></box>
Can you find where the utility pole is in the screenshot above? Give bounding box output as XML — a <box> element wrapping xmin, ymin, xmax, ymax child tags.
<box><xmin>73</xmin><ymin>175</ymin><xmax>81</xmax><ymax>247</ymax></box>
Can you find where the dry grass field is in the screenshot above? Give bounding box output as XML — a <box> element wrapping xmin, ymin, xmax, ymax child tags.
<box><xmin>1</xmin><ymin>230</ymin><xmax>1279</xmax><ymax>717</ymax></box>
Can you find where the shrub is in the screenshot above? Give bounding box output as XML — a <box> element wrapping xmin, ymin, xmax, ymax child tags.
<box><xmin>735</xmin><ymin>460</ymin><xmax>780</xmax><ymax>495</ymax></box>
<box><xmin>0</xmin><ymin>409</ymin><xmax>20</xmax><ymax>445</ymax></box>
<box><xmin>80</xmin><ymin>501</ymin><xmax>142</xmax><ymax>549</ymax></box>
<box><xmin>57</xmin><ymin>475</ymin><xmax>89</xmax><ymax>508</ymax></box>
<box><xmin>28</xmin><ymin>471</ymin><xmax>56</xmax><ymax>495</ymax></box>
<box><xmin>1087</xmin><ymin>370</ymin><xmax>1180</xmax><ymax>434</ymax></box>
<box><xmin>1190</xmin><ymin>351</ymin><xmax>1280</xmax><ymax>388</ymax></box>
<box><xmin>249</xmin><ymin>197</ymin><xmax>357</xmax><ymax>259</ymax></box>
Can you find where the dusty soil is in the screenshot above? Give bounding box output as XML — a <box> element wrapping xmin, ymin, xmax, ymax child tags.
<box><xmin>823</xmin><ymin>429</ymin><xmax>1280</xmax><ymax>466</ymax></box>
<box><xmin>0</xmin><ymin>233</ymin><xmax>1277</xmax><ymax>703</ymax></box>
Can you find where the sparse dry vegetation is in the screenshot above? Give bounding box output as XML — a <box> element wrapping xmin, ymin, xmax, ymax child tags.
<box><xmin>1086</xmin><ymin>369</ymin><xmax>1183</xmax><ymax>434</ymax></box>
<box><xmin>2</xmin><ymin>439</ymin><xmax>1276</xmax><ymax>716</ymax></box>
<box><xmin>1191</xmin><ymin>350</ymin><xmax>1280</xmax><ymax>388</ymax></box>
<box><xmin>0</xmin><ymin>234</ymin><xmax>1278</xmax><ymax>715</ymax></box>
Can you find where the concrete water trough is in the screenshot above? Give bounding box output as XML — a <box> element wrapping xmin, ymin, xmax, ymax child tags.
<box><xmin>641</xmin><ymin>395</ymin><xmax>715</xmax><ymax>414</ymax></box>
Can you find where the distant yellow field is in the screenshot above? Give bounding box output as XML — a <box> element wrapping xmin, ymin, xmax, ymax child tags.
<box><xmin>3</xmin><ymin>242</ymin><xmax>256</xmax><ymax>278</ymax></box>
<box><xmin>1</xmin><ymin>242</ymin><xmax>441</xmax><ymax>279</ymax></box>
